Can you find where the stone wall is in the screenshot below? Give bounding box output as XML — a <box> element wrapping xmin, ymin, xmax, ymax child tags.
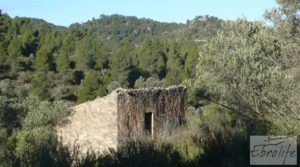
<box><xmin>55</xmin><ymin>92</ymin><xmax>118</xmax><ymax>155</ymax></box>
<box><xmin>55</xmin><ymin>85</ymin><xmax>187</xmax><ymax>154</ymax></box>
<box><xmin>117</xmin><ymin>85</ymin><xmax>187</xmax><ymax>145</ymax></box>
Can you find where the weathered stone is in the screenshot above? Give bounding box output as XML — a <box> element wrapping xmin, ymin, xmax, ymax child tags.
<box><xmin>117</xmin><ymin>85</ymin><xmax>187</xmax><ymax>144</ymax></box>
<box><xmin>55</xmin><ymin>85</ymin><xmax>187</xmax><ymax>155</ymax></box>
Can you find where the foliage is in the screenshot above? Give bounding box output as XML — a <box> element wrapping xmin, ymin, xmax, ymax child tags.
<box><xmin>195</xmin><ymin>20</ymin><xmax>299</xmax><ymax>123</ymax></box>
<box><xmin>21</xmin><ymin>96</ymin><xmax>70</xmax><ymax>129</ymax></box>
<box><xmin>136</xmin><ymin>38</ymin><xmax>167</xmax><ymax>79</ymax></box>
<box><xmin>134</xmin><ymin>76</ymin><xmax>164</xmax><ymax>88</ymax></box>
<box><xmin>0</xmin><ymin>12</ymin><xmax>211</xmax><ymax>103</ymax></box>
<box><xmin>0</xmin><ymin>96</ymin><xmax>24</xmax><ymax>166</ymax></box>
<box><xmin>77</xmin><ymin>70</ymin><xmax>107</xmax><ymax>103</ymax></box>
<box><xmin>34</xmin><ymin>47</ymin><xmax>53</xmax><ymax>71</ymax></box>
<box><xmin>29</xmin><ymin>71</ymin><xmax>50</xmax><ymax>100</ymax></box>
<box><xmin>95</xmin><ymin>141</ymin><xmax>183</xmax><ymax>167</ymax></box>
<box><xmin>0</xmin><ymin>96</ymin><xmax>71</xmax><ymax>166</ymax></box>
<box><xmin>0</xmin><ymin>1</ymin><xmax>299</xmax><ymax>166</ymax></box>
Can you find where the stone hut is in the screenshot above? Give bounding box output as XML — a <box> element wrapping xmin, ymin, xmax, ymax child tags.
<box><xmin>55</xmin><ymin>85</ymin><xmax>187</xmax><ymax>154</ymax></box>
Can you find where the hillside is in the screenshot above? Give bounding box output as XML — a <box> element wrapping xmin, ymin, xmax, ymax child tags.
<box><xmin>77</xmin><ymin>14</ymin><xmax>222</xmax><ymax>47</ymax></box>
<box><xmin>0</xmin><ymin>12</ymin><xmax>221</xmax><ymax>104</ymax></box>
<box><xmin>1</xmin><ymin>0</ymin><xmax>300</xmax><ymax>166</ymax></box>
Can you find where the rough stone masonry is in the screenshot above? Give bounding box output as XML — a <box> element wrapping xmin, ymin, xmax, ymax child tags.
<box><xmin>55</xmin><ymin>85</ymin><xmax>187</xmax><ymax>154</ymax></box>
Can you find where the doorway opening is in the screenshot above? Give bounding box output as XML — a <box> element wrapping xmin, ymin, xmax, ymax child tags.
<box><xmin>144</xmin><ymin>112</ymin><xmax>153</xmax><ymax>137</ymax></box>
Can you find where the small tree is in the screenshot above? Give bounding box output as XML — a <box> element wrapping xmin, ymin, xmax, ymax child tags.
<box><xmin>77</xmin><ymin>70</ymin><xmax>106</xmax><ymax>103</ymax></box>
<box><xmin>195</xmin><ymin>20</ymin><xmax>297</xmax><ymax>122</ymax></box>
<box><xmin>34</xmin><ymin>48</ymin><xmax>52</xmax><ymax>71</ymax></box>
<box><xmin>29</xmin><ymin>72</ymin><xmax>50</xmax><ymax>100</ymax></box>
<box><xmin>109</xmin><ymin>41</ymin><xmax>135</xmax><ymax>87</ymax></box>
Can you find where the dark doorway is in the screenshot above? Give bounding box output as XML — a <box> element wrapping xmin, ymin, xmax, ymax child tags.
<box><xmin>144</xmin><ymin>112</ymin><xmax>153</xmax><ymax>136</ymax></box>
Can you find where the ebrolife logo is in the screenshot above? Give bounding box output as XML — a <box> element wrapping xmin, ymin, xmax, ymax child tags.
<box><xmin>250</xmin><ymin>136</ymin><xmax>297</xmax><ymax>165</ymax></box>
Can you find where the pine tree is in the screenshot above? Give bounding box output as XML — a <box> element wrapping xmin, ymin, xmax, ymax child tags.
<box><xmin>137</xmin><ymin>38</ymin><xmax>167</xmax><ymax>79</ymax></box>
<box><xmin>109</xmin><ymin>41</ymin><xmax>135</xmax><ymax>87</ymax></box>
<box><xmin>34</xmin><ymin>48</ymin><xmax>52</xmax><ymax>71</ymax></box>
<box><xmin>56</xmin><ymin>52</ymin><xmax>70</xmax><ymax>72</ymax></box>
<box><xmin>77</xmin><ymin>70</ymin><xmax>106</xmax><ymax>103</ymax></box>
<box><xmin>165</xmin><ymin>42</ymin><xmax>185</xmax><ymax>86</ymax></box>
<box><xmin>29</xmin><ymin>72</ymin><xmax>50</xmax><ymax>100</ymax></box>
<box><xmin>73</xmin><ymin>36</ymin><xmax>99</xmax><ymax>70</ymax></box>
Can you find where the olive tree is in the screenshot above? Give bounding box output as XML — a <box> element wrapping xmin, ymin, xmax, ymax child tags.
<box><xmin>195</xmin><ymin>20</ymin><xmax>299</xmax><ymax>125</ymax></box>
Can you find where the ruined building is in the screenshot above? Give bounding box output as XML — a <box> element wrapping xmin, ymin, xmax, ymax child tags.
<box><xmin>55</xmin><ymin>85</ymin><xmax>187</xmax><ymax>154</ymax></box>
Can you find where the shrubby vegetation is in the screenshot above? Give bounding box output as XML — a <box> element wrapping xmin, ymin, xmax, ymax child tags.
<box><xmin>193</xmin><ymin>0</ymin><xmax>300</xmax><ymax>135</ymax></box>
<box><xmin>0</xmin><ymin>0</ymin><xmax>299</xmax><ymax>166</ymax></box>
<box><xmin>0</xmin><ymin>96</ymin><xmax>72</xmax><ymax>166</ymax></box>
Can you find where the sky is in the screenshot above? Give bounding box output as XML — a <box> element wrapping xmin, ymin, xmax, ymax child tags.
<box><xmin>0</xmin><ymin>0</ymin><xmax>278</xmax><ymax>27</ymax></box>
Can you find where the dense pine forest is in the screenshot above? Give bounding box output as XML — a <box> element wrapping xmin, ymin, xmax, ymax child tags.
<box><xmin>0</xmin><ymin>0</ymin><xmax>300</xmax><ymax>166</ymax></box>
<box><xmin>0</xmin><ymin>11</ymin><xmax>221</xmax><ymax>103</ymax></box>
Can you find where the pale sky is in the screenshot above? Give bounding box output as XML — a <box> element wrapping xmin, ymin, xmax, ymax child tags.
<box><xmin>0</xmin><ymin>0</ymin><xmax>278</xmax><ymax>27</ymax></box>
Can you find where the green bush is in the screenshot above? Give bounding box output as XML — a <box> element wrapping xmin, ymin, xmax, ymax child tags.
<box><xmin>21</xmin><ymin>96</ymin><xmax>70</xmax><ymax>129</ymax></box>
